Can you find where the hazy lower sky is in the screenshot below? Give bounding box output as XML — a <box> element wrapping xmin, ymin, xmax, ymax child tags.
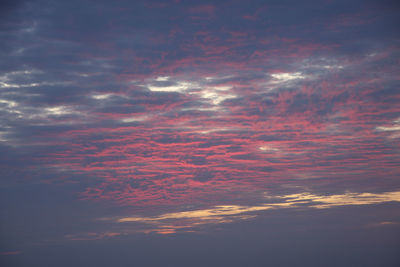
<box><xmin>1</xmin><ymin>0</ymin><xmax>399</xmax><ymax>266</ymax></box>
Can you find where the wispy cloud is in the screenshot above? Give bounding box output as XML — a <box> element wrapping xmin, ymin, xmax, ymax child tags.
<box><xmin>65</xmin><ymin>232</ymin><xmax>121</xmax><ymax>241</ymax></box>
<box><xmin>0</xmin><ymin>251</ymin><xmax>21</xmax><ymax>256</ymax></box>
<box><xmin>117</xmin><ymin>191</ymin><xmax>400</xmax><ymax>234</ymax></box>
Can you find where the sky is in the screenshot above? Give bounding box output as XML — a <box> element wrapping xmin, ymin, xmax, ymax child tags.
<box><xmin>0</xmin><ymin>0</ymin><xmax>399</xmax><ymax>266</ymax></box>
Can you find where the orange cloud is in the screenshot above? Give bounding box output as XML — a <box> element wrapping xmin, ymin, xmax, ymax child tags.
<box><xmin>117</xmin><ymin>190</ymin><xmax>400</xmax><ymax>234</ymax></box>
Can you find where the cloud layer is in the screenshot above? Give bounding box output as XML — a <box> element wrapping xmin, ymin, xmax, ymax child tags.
<box><xmin>1</xmin><ymin>2</ymin><xmax>399</xmax><ymax>263</ymax></box>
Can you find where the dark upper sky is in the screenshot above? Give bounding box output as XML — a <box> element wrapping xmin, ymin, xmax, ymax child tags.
<box><xmin>1</xmin><ymin>0</ymin><xmax>400</xmax><ymax>266</ymax></box>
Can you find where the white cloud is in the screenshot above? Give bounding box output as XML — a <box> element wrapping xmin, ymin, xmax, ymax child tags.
<box><xmin>155</xmin><ymin>76</ymin><xmax>170</xmax><ymax>81</ymax></box>
<box><xmin>376</xmin><ymin>126</ymin><xmax>400</xmax><ymax>132</ymax></box>
<box><xmin>148</xmin><ymin>81</ymin><xmax>192</xmax><ymax>93</ymax></box>
<box><xmin>376</xmin><ymin>118</ymin><xmax>400</xmax><ymax>138</ymax></box>
<box><xmin>45</xmin><ymin>106</ymin><xmax>73</xmax><ymax>116</ymax></box>
<box><xmin>259</xmin><ymin>145</ymin><xmax>280</xmax><ymax>152</ymax></box>
<box><xmin>270</xmin><ymin>72</ymin><xmax>305</xmax><ymax>82</ymax></box>
<box><xmin>120</xmin><ymin>115</ymin><xmax>150</xmax><ymax>123</ymax></box>
<box><xmin>92</xmin><ymin>93</ymin><xmax>115</xmax><ymax>100</ymax></box>
<box><xmin>201</xmin><ymin>87</ymin><xmax>236</xmax><ymax>105</ymax></box>
<box><xmin>146</xmin><ymin>76</ymin><xmax>236</xmax><ymax>106</ymax></box>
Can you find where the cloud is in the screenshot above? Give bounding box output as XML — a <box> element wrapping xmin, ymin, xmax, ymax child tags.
<box><xmin>1</xmin><ymin>3</ymin><xmax>400</xmax><ymax>265</ymax></box>
<box><xmin>0</xmin><ymin>251</ymin><xmax>21</xmax><ymax>256</ymax></box>
<box><xmin>65</xmin><ymin>232</ymin><xmax>121</xmax><ymax>241</ymax></box>
<box><xmin>116</xmin><ymin>190</ymin><xmax>400</xmax><ymax>234</ymax></box>
<box><xmin>0</xmin><ymin>0</ymin><xmax>399</xmax><ymax>232</ymax></box>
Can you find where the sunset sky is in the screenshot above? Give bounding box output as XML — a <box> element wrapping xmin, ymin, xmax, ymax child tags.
<box><xmin>1</xmin><ymin>0</ymin><xmax>400</xmax><ymax>266</ymax></box>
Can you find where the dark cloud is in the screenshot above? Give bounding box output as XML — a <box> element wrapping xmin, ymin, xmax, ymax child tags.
<box><xmin>192</xmin><ymin>169</ymin><xmax>215</xmax><ymax>182</ymax></box>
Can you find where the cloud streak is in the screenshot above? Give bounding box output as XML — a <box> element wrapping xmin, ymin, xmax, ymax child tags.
<box><xmin>117</xmin><ymin>190</ymin><xmax>400</xmax><ymax>234</ymax></box>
